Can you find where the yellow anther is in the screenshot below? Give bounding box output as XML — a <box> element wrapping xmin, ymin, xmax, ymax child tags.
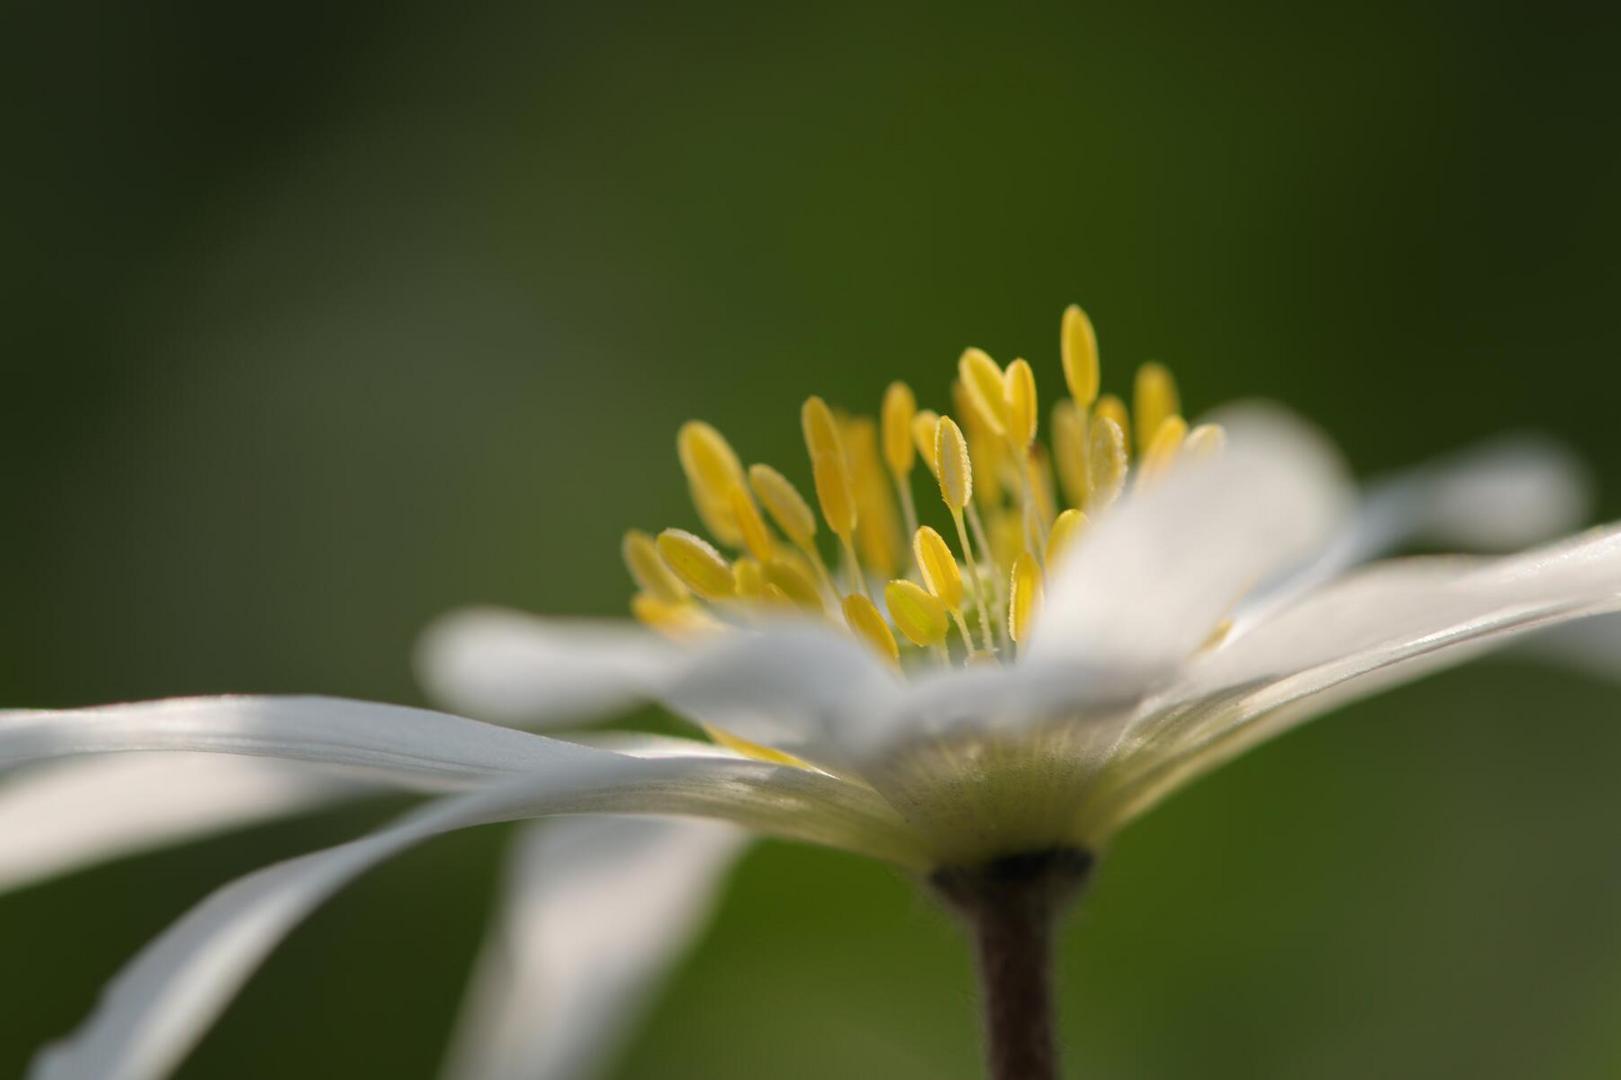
<box><xmin>884</xmin><ymin>579</ymin><xmax>950</xmax><ymax>647</ymax></box>
<box><xmin>842</xmin><ymin>593</ymin><xmax>899</xmax><ymax>666</ymax></box>
<box><xmin>1133</xmin><ymin>362</ymin><xmax>1180</xmax><ymax>456</ymax></box>
<box><xmin>911</xmin><ymin>410</ymin><xmax>941</xmax><ymax>475</ymax></box>
<box><xmin>1184</xmin><ymin>422</ymin><xmax>1227</xmax><ymax>461</ymax></box>
<box><xmin>1088</xmin><ymin>415</ymin><xmax>1128</xmax><ymax>510</ymax></box>
<box><xmin>677</xmin><ymin>421</ymin><xmax>746</xmax><ymax>543</ymax></box>
<box><xmin>702</xmin><ymin>724</ymin><xmax>812</xmax><ymax>768</ymax></box>
<box><xmin>631</xmin><ymin>593</ymin><xmax>718</xmax><ymax>639</ymax></box>
<box><xmin>1060</xmin><ymin>304</ymin><xmax>1100</xmax><ymax>406</ymax></box>
<box><xmin>913</xmin><ymin>526</ymin><xmax>964</xmax><ymax>608</ymax></box>
<box><xmin>1007</xmin><ymin>551</ymin><xmax>1044</xmax><ymax>645</ymax></box>
<box><xmin>957</xmin><ymin>348</ymin><xmax>1008</xmax><ymax>436</ymax></box>
<box><xmin>989</xmin><ymin>508</ymin><xmax>1026</xmax><ymax>572</ymax></box>
<box><xmin>1003</xmin><ymin>358</ymin><xmax>1038</xmax><ymax>449</ymax></box>
<box><xmin>765</xmin><ymin>554</ymin><xmax>824</xmax><ymax>611</ymax></box>
<box><xmin>1138</xmin><ymin>414</ymin><xmax>1188</xmax><ymax>484</ymax></box>
<box><xmin>1202</xmin><ymin>617</ymin><xmax>1234</xmax><ymax>651</ymax></box>
<box><xmin>1050</xmin><ymin>400</ymin><xmax>1089</xmax><ymax>509</ymax></box>
<box><xmin>844</xmin><ymin>416</ymin><xmax>902</xmax><ymax>578</ymax></box>
<box><xmin>1045</xmin><ymin>508</ymin><xmax>1088</xmax><ymax>570</ymax></box>
<box><xmin>802</xmin><ymin>397</ymin><xmax>858</xmax><ymax>538</ymax></box>
<box><xmin>656</xmin><ymin>528</ymin><xmax>735</xmax><ymax>600</ymax></box>
<box><xmin>747</xmin><ymin>464</ymin><xmax>817</xmax><ymax>551</ymax></box>
<box><xmin>728</xmin><ymin>486</ymin><xmax>775</xmax><ymax>562</ymax></box>
<box><xmin>677</xmin><ymin>420</ymin><xmax>745</xmax><ymax>499</ymax></box>
<box><xmin>1089</xmin><ymin>390</ymin><xmax>1128</xmax><ymax>454</ymax></box>
<box><xmin>1030</xmin><ymin>445</ymin><xmax>1057</xmax><ymax>526</ymax></box>
<box><xmin>732</xmin><ymin>557</ymin><xmax>768</xmax><ymax>599</ymax></box>
<box><xmin>881</xmin><ymin>381</ymin><xmax>917</xmax><ymax>477</ymax></box>
<box><xmin>622</xmin><ymin>529</ymin><xmax>688</xmax><ymax>604</ymax></box>
<box><xmin>967</xmin><ymin>429</ymin><xmax>1006</xmax><ymax>510</ymax></box>
<box><xmin>934</xmin><ymin>416</ymin><xmax>973</xmax><ymax>512</ymax></box>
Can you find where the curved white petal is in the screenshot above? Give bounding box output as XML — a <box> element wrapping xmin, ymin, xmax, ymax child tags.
<box><xmin>416</xmin><ymin>610</ymin><xmax>682</xmax><ymax>729</ymax></box>
<box><xmin>1519</xmin><ymin>612</ymin><xmax>1621</xmax><ymax>682</ymax></box>
<box><xmin>1357</xmin><ymin>435</ymin><xmax>1591</xmax><ymax>555</ymax></box>
<box><xmin>442</xmin><ymin>818</ymin><xmax>747</xmax><ymax>1080</ymax></box>
<box><xmin>0</xmin><ymin>754</ymin><xmax>356</xmax><ymax>894</ymax></box>
<box><xmin>29</xmin><ymin>743</ymin><xmax>923</xmax><ymax>1080</ymax></box>
<box><xmin>1027</xmin><ymin>406</ymin><xmax>1352</xmax><ymax>676</ymax></box>
<box><xmin>0</xmin><ymin>696</ymin><xmax>606</xmax><ymax>789</ymax></box>
<box><xmin>1098</xmin><ymin>525</ymin><xmax>1621</xmax><ymax>832</ymax></box>
<box><xmin>420</xmin><ymin>609</ymin><xmax>902</xmax><ymax>764</ymax></box>
<box><xmin>1244</xmin><ymin>435</ymin><xmax>1593</xmax><ymax>622</ymax></box>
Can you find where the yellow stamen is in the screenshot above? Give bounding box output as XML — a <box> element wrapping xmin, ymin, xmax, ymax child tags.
<box><xmin>1184</xmin><ymin>422</ymin><xmax>1227</xmax><ymax>460</ymax></box>
<box><xmin>802</xmin><ymin>397</ymin><xmax>858</xmax><ymax>538</ymax></box>
<box><xmin>1008</xmin><ymin>551</ymin><xmax>1044</xmax><ymax>646</ymax></box>
<box><xmin>1133</xmin><ymin>362</ymin><xmax>1179</xmax><ymax>456</ymax></box>
<box><xmin>748</xmin><ymin>463</ymin><xmax>817</xmax><ymax>550</ymax></box>
<box><xmin>934</xmin><ymin>415</ymin><xmax>973</xmax><ymax>513</ymax></box>
<box><xmin>622</xmin><ymin>529</ymin><xmax>688</xmax><ymax>604</ymax></box>
<box><xmin>935</xmin><ymin>416</ymin><xmax>996</xmax><ymax>653</ymax></box>
<box><xmin>677</xmin><ymin>421</ymin><xmax>747</xmax><ymax>544</ymax></box>
<box><xmin>703</xmin><ymin>724</ymin><xmax>812</xmax><ymax>768</ymax></box>
<box><xmin>1003</xmin><ymin>359</ymin><xmax>1039</xmax><ymax>449</ymax></box>
<box><xmin>913</xmin><ymin>526</ymin><xmax>964</xmax><ymax>609</ymax></box>
<box><xmin>957</xmin><ymin>348</ymin><xmax>1008</xmax><ymax>436</ymax></box>
<box><xmin>885</xmin><ymin>579</ymin><xmax>950</xmax><ymax>648</ymax></box>
<box><xmin>656</xmin><ymin>528</ymin><xmax>735</xmax><ymax>600</ymax></box>
<box><xmin>843</xmin><ymin>416</ymin><xmax>903</xmax><ymax>578</ymax></box>
<box><xmin>842</xmin><ymin>593</ymin><xmax>898</xmax><ymax>666</ymax></box>
<box><xmin>911</xmin><ymin>410</ymin><xmax>941</xmax><ymax>475</ymax></box>
<box><xmin>1087</xmin><ymin>415</ymin><xmax>1128</xmax><ymax>510</ymax></box>
<box><xmin>1050</xmin><ymin>400</ymin><xmax>1089</xmax><ymax>510</ymax></box>
<box><xmin>1138</xmin><ymin>414</ymin><xmax>1188</xmax><ymax>486</ymax></box>
<box><xmin>728</xmin><ymin>486</ymin><xmax>775</xmax><ymax>562</ymax></box>
<box><xmin>1060</xmin><ymin>304</ymin><xmax>1100</xmax><ymax>407</ymax></box>
<box><xmin>1093</xmin><ymin>394</ymin><xmax>1131</xmax><ymax>456</ymax></box>
<box><xmin>881</xmin><ymin>381</ymin><xmax>917</xmax><ymax>478</ymax></box>
<box><xmin>732</xmin><ymin>557</ymin><xmax>768</xmax><ymax>599</ymax></box>
<box><xmin>631</xmin><ymin>593</ymin><xmax>718</xmax><ymax>639</ymax></box>
<box><xmin>1045</xmin><ymin>508</ymin><xmax>1088</xmax><ymax>570</ymax></box>
<box><xmin>765</xmin><ymin>554</ymin><xmax>825</xmax><ymax>611</ymax></box>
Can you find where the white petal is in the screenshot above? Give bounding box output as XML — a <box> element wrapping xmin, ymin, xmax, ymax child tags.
<box><xmin>0</xmin><ymin>754</ymin><xmax>355</xmax><ymax>894</ymax></box>
<box><xmin>1100</xmin><ymin>526</ymin><xmax>1621</xmax><ymax>832</ymax></box>
<box><xmin>1359</xmin><ymin>435</ymin><xmax>1591</xmax><ymax>554</ymax></box>
<box><xmin>0</xmin><ymin>696</ymin><xmax>606</xmax><ymax>788</ymax></box>
<box><xmin>1246</xmin><ymin>435</ymin><xmax>1593</xmax><ymax>619</ymax></box>
<box><xmin>1027</xmin><ymin>405</ymin><xmax>1352</xmax><ymax>674</ymax></box>
<box><xmin>420</xmin><ymin>608</ymin><xmax>902</xmax><ymax>764</ymax></box>
<box><xmin>442</xmin><ymin>818</ymin><xmax>747</xmax><ymax>1080</ymax></box>
<box><xmin>29</xmin><ymin>746</ymin><xmax>923</xmax><ymax>1080</ymax></box>
<box><xmin>1521</xmin><ymin>612</ymin><xmax>1621</xmax><ymax>681</ymax></box>
<box><xmin>416</xmin><ymin>609</ymin><xmax>682</xmax><ymax>728</ymax></box>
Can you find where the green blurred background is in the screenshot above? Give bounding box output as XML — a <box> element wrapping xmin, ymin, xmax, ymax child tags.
<box><xmin>5</xmin><ymin>0</ymin><xmax>1621</xmax><ymax>1075</ymax></box>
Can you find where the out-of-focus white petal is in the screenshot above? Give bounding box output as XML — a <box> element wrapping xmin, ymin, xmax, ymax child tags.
<box><xmin>442</xmin><ymin>818</ymin><xmax>747</xmax><ymax>1080</ymax></box>
<box><xmin>1098</xmin><ymin>525</ymin><xmax>1621</xmax><ymax>832</ymax></box>
<box><xmin>0</xmin><ymin>754</ymin><xmax>357</xmax><ymax>894</ymax></box>
<box><xmin>1521</xmin><ymin>612</ymin><xmax>1621</xmax><ymax>681</ymax></box>
<box><xmin>29</xmin><ymin>744</ymin><xmax>924</xmax><ymax>1080</ymax></box>
<box><xmin>416</xmin><ymin>609</ymin><xmax>682</xmax><ymax>729</ymax></box>
<box><xmin>1248</xmin><ymin>436</ymin><xmax>1593</xmax><ymax>620</ymax></box>
<box><xmin>0</xmin><ymin>696</ymin><xmax>611</xmax><ymax>789</ymax></box>
<box><xmin>420</xmin><ymin>609</ymin><xmax>902</xmax><ymax>764</ymax></box>
<box><xmin>1027</xmin><ymin>405</ymin><xmax>1352</xmax><ymax>674</ymax></box>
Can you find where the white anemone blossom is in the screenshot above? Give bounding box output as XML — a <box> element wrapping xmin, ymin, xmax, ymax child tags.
<box><xmin>5</xmin><ymin>305</ymin><xmax>1619</xmax><ymax>1080</ymax></box>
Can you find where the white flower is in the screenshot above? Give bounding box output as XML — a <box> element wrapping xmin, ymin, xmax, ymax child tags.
<box><xmin>5</xmin><ymin>306</ymin><xmax>1618</xmax><ymax>1080</ymax></box>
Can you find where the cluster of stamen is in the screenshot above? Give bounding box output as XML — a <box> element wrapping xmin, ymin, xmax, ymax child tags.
<box><xmin>623</xmin><ymin>305</ymin><xmax>1224</xmax><ymax>670</ymax></box>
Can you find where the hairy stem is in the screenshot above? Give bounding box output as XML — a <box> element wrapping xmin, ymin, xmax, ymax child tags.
<box><xmin>931</xmin><ymin>849</ymin><xmax>1093</xmax><ymax>1080</ymax></box>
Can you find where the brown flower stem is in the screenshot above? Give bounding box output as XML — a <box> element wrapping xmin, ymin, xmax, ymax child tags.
<box><xmin>931</xmin><ymin>849</ymin><xmax>1093</xmax><ymax>1080</ymax></box>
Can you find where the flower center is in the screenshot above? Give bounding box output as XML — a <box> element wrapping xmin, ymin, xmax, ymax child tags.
<box><xmin>622</xmin><ymin>304</ymin><xmax>1225</xmax><ymax>672</ymax></box>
